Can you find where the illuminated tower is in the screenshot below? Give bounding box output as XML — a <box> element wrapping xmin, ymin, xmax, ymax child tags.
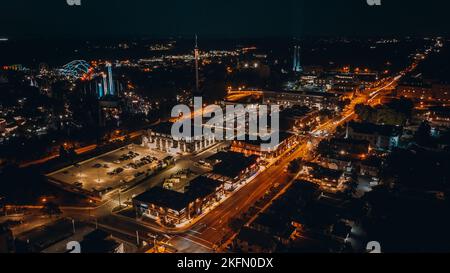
<box><xmin>97</xmin><ymin>82</ymin><xmax>103</xmax><ymax>98</ymax></box>
<box><xmin>106</xmin><ymin>62</ymin><xmax>115</xmax><ymax>96</ymax></box>
<box><xmin>293</xmin><ymin>45</ymin><xmax>303</xmax><ymax>73</ymax></box>
<box><xmin>102</xmin><ymin>73</ymin><xmax>108</xmax><ymax>96</ymax></box>
<box><xmin>194</xmin><ymin>35</ymin><xmax>200</xmax><ymax>94</ymax></box>
<box><xmin>293</xmin><ymin>46</ymin><xmax>297</xmax><ymax>72</ymax></box>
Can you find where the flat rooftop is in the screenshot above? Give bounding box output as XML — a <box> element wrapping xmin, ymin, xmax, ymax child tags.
<box><xmin>15</xmin><ymin>219</ymin><xmax>74</xmax><ymax>252</ymax></box>
<box><xmin>134</xmin><ymin>176</ymin><xmax>222</xmax><ymax>211</ymax></box>
<box><xmin>47</xmin><ymin>144</ymin><xmax>168</xmax><ymax>196</ymax></box>
<box><xmin>305</xmin><ymin>163</ymin><xmax>344</xmax><ymax>181</ymax></box>
<box><xmin>280</xmin><ymin>106</ymin><xmax>311</xmax><ymax>119</ymax></box>
<box><xmin>236</xmin><ymin>227</ymin><xmax>276</xmax><ymax>250</ymax></box>
<box><xmin>207</xmin><ymin>151</ymin><xmax>259</xmax><ymax>179</ymax></box>
<box><xmin>349</xmin><ymin>121</ymin><xmax>402</xmax><ymax>137</ymax></box>
<box><xmin>186</xmin><ymin>176</ymin><xmax>223</xmax><ymax>200</ymax></box>
<box><xmin>234</xmin><ymin>132</ymin><xmax>293</xmax><ymax>147</ymax></box>
<box><xmin>134</xmin><ymin>187</ymin><xmax>189</xmax><ymax>211</ymax></box>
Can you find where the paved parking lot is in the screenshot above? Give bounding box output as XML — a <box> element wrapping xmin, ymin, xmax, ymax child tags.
<box><xmin>47</xmin><ymin>144</ymin><xmax>170</xmax><ymax>195</ymax></box>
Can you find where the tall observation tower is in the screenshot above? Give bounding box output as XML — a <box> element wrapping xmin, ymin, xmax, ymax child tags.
<box><xmin>194</xmin><ymin>35</ymin><xmax>200</xmax><ymax>95</ymax></box>
<box><xmin>106</xmin><ymin>62</ymin><xmax>115</xmax><ymax>96</ymax></box>
<box><xmin>293</xmin><ymin>45</ymin><xmax>303</xmax><ymax>73</ymax></box>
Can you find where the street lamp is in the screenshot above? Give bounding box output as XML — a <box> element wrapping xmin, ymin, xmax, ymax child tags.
<box><xmin>136</xmin><ymin>230</ymin><xmax>140</xmax><ymax>246</ymax></box>
<box><xmin>89</xmin><ymin>199</ymin><xmax>93</xmax><ymax>217</ymax></box>
<box><xmin>148</xmin><ymin>234</ymin><xmax>157</xmax><ymax>252</ymax></box>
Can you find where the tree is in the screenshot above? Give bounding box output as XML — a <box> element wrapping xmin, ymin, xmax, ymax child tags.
<box><xmin>376</xmin><ymin>106</ymin><xmax>405</xmax><ymax>126</ymax></box>
<box><xmin>355</xmin><ymin>98</ymin><xmax>414</xmax><ymax>126</ymax></box>
<box><xmin>345</xmin><ymin>171</ymin><xmax>360</xmax><ymax>197</ymax></box>
<box><xmin>387</xmin><ymin>97</ymin><xmax>414</xmax><ymax>117</ymax></box>
<box><xmin>68</xmin><ymin>148</ymin><xmax>77</xmax><ymax>163</ymax></box>
<box><xmin>59</xmin><ymin>145</ymin><xmax>68</xmax><ymax>159</ymax></box>
<box><xmin>337</xmin><ymin>99</ymin><xmax>351</xmax><ymax>110</ymax></box>
<box><xmin>355</xmin><ymin>104</ymin><xmax>373</xmax><ymax>122</ymax></box>
<box><xmin>288</xmin><ymin>159</ymin><xmax>302</xmax><ymax>174</ymax></box>
<box><xmin>414</xmin><ymin>121</ymin><xmax>432</xmax><ymax>146</ymax></box>
<box><xmin>41</xmin><ymin>202</ymin><xmax>62</xmax><ymax>217</ymax></box>
<box><xmin>229</xmin><ymin>217</ymin><xmax>245</xmax><ymax>232</ymax></box>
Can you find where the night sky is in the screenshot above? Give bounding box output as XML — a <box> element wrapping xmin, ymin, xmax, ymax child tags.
<box><xmin>0</xmin><ymin>0</ymin><xmax>450</xmax><ymax>39</ymax></box>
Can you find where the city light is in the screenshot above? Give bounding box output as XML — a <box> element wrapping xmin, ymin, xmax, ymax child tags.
<box><xmin>0</xmin><ymin>2</ymin><xmax>448</xmax><ymax>258</ymax></box>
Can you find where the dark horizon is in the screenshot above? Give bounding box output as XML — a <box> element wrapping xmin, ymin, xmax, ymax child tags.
<box><xmin>1</xmin><ymin>0</ymin><xmax>450</xmax><ymax>40</ymax></box>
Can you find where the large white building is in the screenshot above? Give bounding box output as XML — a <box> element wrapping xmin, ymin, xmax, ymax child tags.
<box><xmin>142</xmin><ymin>122</ymin><xmax>216</xmax><ymax>155</ymax></box>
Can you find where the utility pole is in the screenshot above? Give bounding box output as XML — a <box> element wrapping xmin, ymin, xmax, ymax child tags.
<box><xmin>194</xmin><ymin>34</ymin><xmax>200</xmax><ymax>95</ymax></box>
<box><xmin>136</xmin><ymin>230</ymin><xmax>140</xmax><ymax>246</ymax></box>
<box><xmin>118</xmin><ymin>190</ymin><xmax>122</xmax><ymax>208</ymax></box>
<box><xmin>71</xmin><ymin>219</ymin><xmax>76</xmax><ymax>234</ymax></box>
<box><xmin>148</xmin><ymin>234</ymin><xmax>158</xmax><ymax>253</ymax></box>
